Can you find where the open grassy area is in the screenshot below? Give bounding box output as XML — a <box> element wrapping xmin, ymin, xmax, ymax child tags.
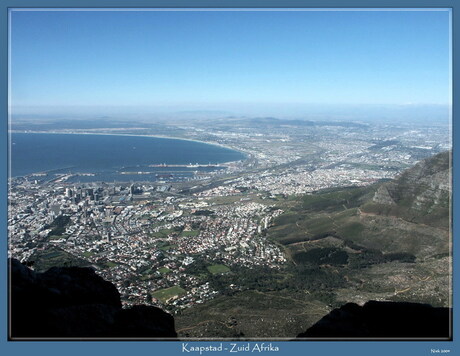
<box><xmin>30</xmin><ymin>247</ymin><xmax>91</xmax><ymax>272</ymax></box>
<box><xmin>141</xmin><ymin>267</ymin><xmax>153</xmax><ymax>275</ymax></box>
<box><xmin>159</xmin><ymin>267</ymin><xmax>171</xmax><ymax>274</ymax></box>
<box><xmin>150</xmin><ymin>228</ymin><xmax>175</xmax><ymax>238</ymax></box>
<box><xmin>180</xmin><ymin>230</ymin><xmax>200</xmax><ymax>237</ymax></box>
<box><xmin>207</xmin><ymin>264</ymin><xmax>230</xmax><ymax>275</ymax></box>
<box><xmin>152</xmin><ymin>285</ymin><xmax>186</xmax><ymax>303</ymax></box>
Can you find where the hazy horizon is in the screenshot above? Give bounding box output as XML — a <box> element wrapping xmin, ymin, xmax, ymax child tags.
<box><xmin>10</xmin><ymin>102</ymin><xmax>451</xmax><ymax>125</ymax></box>
<box><xmin>10</xmin><ymin>9</ymin><xmax>451</xmax><ymax>121</ymax></box>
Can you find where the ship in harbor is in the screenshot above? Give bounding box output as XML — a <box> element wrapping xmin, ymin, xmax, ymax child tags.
<box><xmin>148</xmin><ymin>163</ymin><xmax>226</xmax><ymax>168</ymax></box>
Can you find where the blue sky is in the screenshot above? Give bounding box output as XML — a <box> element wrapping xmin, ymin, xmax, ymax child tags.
<box><xmin>10</xmin><ymin>9</ymin><xmax>451</xmax><ymax>118</ymax></box>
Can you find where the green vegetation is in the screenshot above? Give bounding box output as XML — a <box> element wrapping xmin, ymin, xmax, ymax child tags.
<box><xmin>159</xmin><ymin>244</ymin><xmax>177</xmax><ymax>251</ymax></box>
<box><xmin>361</xmin><ymin>200</ymin><xmax>450</xmax><ymax>230</ymax></box>
<box><xmin>383</xmin><ymin>252</ymin><xmax>416</xmax><ymax>263</ymax></box>
<box><xmin>293</xmin><ymin>248</ymin><xmax>349</xmax><ymax>266</ymax></box>
<box><xmin>140</xmin><ymin>267</ymin><xmax>155</xmax><ymax>281</ymax></box>
<box><xmin>175</xmin><ymin>289</ymin><xmax>330</xmax><ymax>338</ymax></box>
<box><xmin>159</xmin><ymin>267</ymin><xmax>171</xmax><ymax>274</ymax></box>
<box><xmin>181</xmin><ymin>230</ymin><xmax>200</xmax><ymax>237</ymax></box>
<box><xmin>207</xmin><ymin>264</ymin><xmax>230</xmax><ymax>275</ymax></box>
<box><xmin>205</xmin><ymin>263</ymin><xmax>347</xmax><ymax>297</ymax></box>
<box><xmin>310</xmin><ymin>291</ymin><xmax>339</xmax><ymax>306</ymax></box>
<box><xmin>339</xmin><ymin>221</ymin><xmax>365</xmax><ymax>238</ymax></box>
<box><xmin>268</xmin><ymin>186</ymin><xmax>376</xmax><ymax>245</ymax></box>
<box><xmin>192</xmin><ymin>210</ymin><xmax>215</xmax><ymax>216</ymax></box>
<box><xmin>300</xmin><ymin>185</ymin><xmax>376</xmax><ymax>213</ymax></box>
<box><xmin>103</xmin><ymin>261</ymin><xmax>117</xmax><ymax>268</ymax></box>
<box><xmin>152</xmin><ymin>285</ymin><xmax>186</xmax><ymax>303</ymax></box>
<box><xmin>29</xmin><ymin>247</ymin><xmax>91</xmax><ymax>272</ymax></box>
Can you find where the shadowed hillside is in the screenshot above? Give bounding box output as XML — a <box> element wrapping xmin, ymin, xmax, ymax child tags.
<box><xmin>297</xmin><ymin>300</ymin><xmax>451</xmax><ymax>339</ymax></box>
<box><xmin>10</xmin><ymin>258</ymin><xmax>177</xmax><ymax>339</ymax></box>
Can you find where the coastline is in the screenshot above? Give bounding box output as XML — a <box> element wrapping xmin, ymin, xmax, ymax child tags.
<box><xmin>9</xmin><ymin>130</ymin><xmax>249</xmax><ymax>161</ymax></box>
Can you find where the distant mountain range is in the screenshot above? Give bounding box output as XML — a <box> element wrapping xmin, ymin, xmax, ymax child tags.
<box><xmin>217</xmin><ymin>116</ymin><xmax>368</xmax><ymax>128</ymax></box>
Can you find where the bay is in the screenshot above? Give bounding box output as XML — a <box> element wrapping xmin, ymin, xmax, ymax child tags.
<box><xmin>10</xmin><ymin>133</ymin><xmax>246</xmax><ymax>182</ymax></box>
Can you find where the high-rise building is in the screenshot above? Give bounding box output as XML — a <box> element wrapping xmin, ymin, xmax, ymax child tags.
<box><xmin>65</xmin><ymin>188</ymin><xmax>73</xmax><ymax>198</ymax></box>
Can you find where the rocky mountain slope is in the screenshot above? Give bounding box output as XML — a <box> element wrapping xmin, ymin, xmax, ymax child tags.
<box><xmin>364</xmin><ymin>150</ymin><xmax>451</xmax><ymax>229</ymax></box>
<box><xmin>270</xmin><ymin>151</ymin><xmax>451</xmax><ymax>257</ymax></box>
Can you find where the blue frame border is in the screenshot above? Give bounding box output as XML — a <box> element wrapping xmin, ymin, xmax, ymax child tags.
<box><xmin>1</xmin><ymin>1</ymin><xmax>457</xmax><ymax>356</ymax></box>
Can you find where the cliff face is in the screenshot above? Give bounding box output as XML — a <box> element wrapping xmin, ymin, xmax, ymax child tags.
<box><xmin>352</xmin><ymin>151</ymin><xmax>451</xmax><ymax>258</ymax></box>
<box><xmin>10</xmin><ymin>258</ymin><xmax>177</xmax><ymax>339</ymax></box>
<box><xmin>297</xmin><ymin>300</ymin><xmax>451</xmax><ymax>339</ymax></box>
<box><xmin>369</xmin><ymin>151</ymin><xmax>451</xmax><ymax>229</ymax></box>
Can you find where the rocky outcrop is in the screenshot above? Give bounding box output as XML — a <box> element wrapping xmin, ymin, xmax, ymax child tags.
<box><xmin>372</xmin><ymin>185</ymin><xmax>397</xmax><ymax>206</ymax></box>
<box><xmin>297</xmin><ymin>301</ymin><xmax>451</xmax><ymax>339</ymax></box>
<box><xmin>10</xmin><ymin>258</ymin><xmax>177</xmax><ymax>339</ymax></box>
<box><xmin>373</xmin><ymin>151</ymin><xmax>450</xmax><ymax>208</ymax></box>
<box><xmin>367</xmin><ymin>151</ymin><xmax>451</xmax><ymax>229</ymax></box>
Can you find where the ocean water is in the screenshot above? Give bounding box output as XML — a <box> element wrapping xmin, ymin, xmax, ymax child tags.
<box><xmin>10</xmin><ymin>133</ymin><xmax>246</xmax><ymax>182</ymax></box>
